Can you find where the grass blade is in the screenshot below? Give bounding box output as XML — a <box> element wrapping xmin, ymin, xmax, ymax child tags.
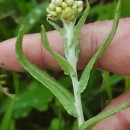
<box><xmin>102</xmin><ymin>71</ymin><xmax>112</xmax><ymax>101</ymax></box>
<box><xmin>0</xmin><ymin>99</ymin><xmax>15</xmax><ymax>130</ymax></box>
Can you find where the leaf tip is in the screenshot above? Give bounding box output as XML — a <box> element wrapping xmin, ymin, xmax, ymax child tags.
<box><xmin>86</xmin><ymin>0</ymin><xmax>90</xmax><ymax>8</ymax></box>
<box><xmin>41</xmin><ymin>24</ymin><xmax>44</xmax><ymax>28</ymax></box>
<box><xmin>41</xmin><ymin>24</ymin><xmax>46</xmax><ymax>32</ymax></box>
<box><xmin>19</xmin><ymin>25</ymin><xmax>24</xmax><ymax>32</ymax></box>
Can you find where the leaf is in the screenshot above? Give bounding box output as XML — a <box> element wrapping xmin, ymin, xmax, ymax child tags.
<box><xmin>15</xmin><ymin>27</ymin><xmax>77</xmax><ymax>117</ymax></box>
<box><xmin>0</xmin><ymin>81</ymin><xmax>54</xmax><ymax>118</ymax></box>
<box><xmin>102</xmin><ymin>71</ymin><xmax>112</xmax><ymax>101</ymax></box>
<box><xmin>41</xmin><ymin>25</ymin><xmax>75</xmax><ymax>76</ymax></box>
<box><xmin>0</xmin><ymin>99</ymin><xmax>15</xmax><ymax>130</ymax></box>
<box><xmin>0</xmin><ymin>0</ymin><xmax>4</xmax><ymax>3</ymax></box>
<box><xmin>124</xmin><ymin>76</ymin><xmax>130</xmax><ymax>91</ymax></box>
<box><xmin>15</xmin><ymin>81</ymin><xmax>53</xmax><ymax>112</ymax></box>
<box><xmin>49</xmin><ymin>118</ymin><xmax>64</xmax><ymax>130</ymax></box>
<box><xmin>90</xmin><ymin>3</ymin><xmax>114</xmax><ymax>20</ymax></box>
<box><xmin>121</xmin><ymin>0</ymin><xmax>130</xmax><ymax>17</ymax></box>
<box><xmin>47</xmin><ymin>18</ymin><xmax>64</xmax><ymax>36</ymax></box>
<box><xmin>80</xmin><ymin>100</ymin><xmax>130</xmax><ymax>130</ymax></box>
<box><xmin>0</xmin><ymin>1</ymin><xmax>15</xmax><ymax>19</ymax></box>
<box><xmin>0</xmin><ymin>64</ymin><xmax>20</xmax><ymax>130</ymax></box>
<box><xmin>78</xmin><ymin>0</ymin><xmax>121</xmax><ymax>94</ymax></box>
<box><xmin>71</xmin><ymin>0</ymin><xmax>90</xmax><ymax>47</ymax></box>
<box><xmin>110</xmin><ymin>74</ymin><xmax>124</xmax><ymax>85</ymax></box>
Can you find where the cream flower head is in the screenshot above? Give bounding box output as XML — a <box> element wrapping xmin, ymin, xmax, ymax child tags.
<box><xmin>47</xmin><ymin>0</ymin><xmax>83</xmax><ymax>21</ymax></box>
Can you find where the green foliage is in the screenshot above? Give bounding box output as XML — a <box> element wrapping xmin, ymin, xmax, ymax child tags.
<box><xmin>0</xmin><ymin>81</ymin><xmax>54</xmax><ymax>116</ymax></box>
<box><xmin>0</xmin><ymin>0</ymin><xmax>130</xmax><ymax>129</ymax></box>
<box><xmin>47</xmin><ymin>19</ymin><xmax>64</xmax><ymax>36</ymax></box>
<box><xmin>102</xmin><ymin>71</ymin><xmax>112</xmax><ymax>101</ymax></box>
<box><xmin>41</xmin><ymin>25</ymin><xmax>75</xmax><ymax>76</ymax></box>
<box><xmin>15</xmin><ymin>27</ymin><xmax>77</xmax><ymax>117</ymax></box>
<box><xmin>121</xmin><ymin>0</ymin><xmax>130</xmax><ymax>17</ymax></box>
<box><xmin>0</xmin><ymin>99</ymin><xmax>15</xmax><ymax>130</ymax></box>
<box><xmin>71</xmin><ymin>0</ymin><xmax>90</xmax><ymax>47</ymax></box>
<box><xmin>19</xmin><ymin>1</ymin><xmax>49</xmax><ymax>33</ymax></box>
<box><xmin>90</xmin><ymin>3</ymin><xmax>114</xmax><ymax>20</ymax></box>
<box><xmin>78</xmin><ymin>0</ymin><xmax>121</xmax><ymax>94</ymax></box>
<box><xmin>0</xmin><ymin>0</ymin><xmax>52</xmax><ymax>41</ymax></box>
<box><xmin>80</xmin><ymin>100</ymin><xmax>130</xmax><ymax>130</ymax></box>
<box><xmin>48</xmin><ymin>118</ymin><xmax>64</xmax><ymax>130</ymax></box>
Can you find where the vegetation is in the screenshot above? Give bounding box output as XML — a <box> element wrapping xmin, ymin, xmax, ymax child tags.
<box><xmin>0</xmin><ymin>0</ymin><xmax>130</xmax><ymax>130</ymax></box>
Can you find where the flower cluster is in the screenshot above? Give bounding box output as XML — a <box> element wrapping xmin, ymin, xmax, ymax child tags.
<box><xmin>47</xmin><ymin>0</ymin><xmax>83</xmax><ymax>21</ymax></box>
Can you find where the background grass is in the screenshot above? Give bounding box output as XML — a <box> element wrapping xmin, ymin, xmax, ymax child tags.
<box><xmin>0</xmin><ymin>0</ymin><xmax>130</xmax><ymax>130</ymax></box>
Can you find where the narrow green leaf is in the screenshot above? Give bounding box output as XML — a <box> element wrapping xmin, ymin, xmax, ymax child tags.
<box><xmin>110</xmin><ymin>74</ymin><xmax>124</xmax><ymax>85</ymax></box>
<box><xmin>41</xmin><ymin>25</ymin><xmax>75</xmax><ymax>76</ymax></box>
<box><xmin>80</xmin><ymin>100</ymin><xmax>130</xmax><ymax>130</ymax></box>
<box><xmin>71</xmin><ymin>0</ymin><xmax>90</xmax><ymax>47</ymax></box>
<box><xmin>0</xmin><ymin>99</ymin><xmax>15</xmax><ymax>130</ymax></box>
<box><xmin>15</xmin><ymin>27</ymin><xmax>77</xmax><ymax>117</ymax></box>
<box><xmin>125</xmin><ymin>76</ymin><xmax>130</xmax><ymax>91</ymax></box>
<box><xmin>0</xmin><ymin>66</ymin><xmax>20</xmax><ymax>130</ymax></box>
<box><xmin>78</xmin><ymin>0</ymin><xmax>121</xmax><ymax>94</ymax></box>
<box><xmin>102</xmin><ymin>71</ymin><xmax>112</xmax><ymax>101</ymax></box>
<box><xmin>47</xmin><ymin>18</ymin><xmax>64</xmax><ymax>36</ymax></box>
<box><xmin>121</xmin><ymin>0</ymin><xmax>130</xmax><ymax>17</ymax></box>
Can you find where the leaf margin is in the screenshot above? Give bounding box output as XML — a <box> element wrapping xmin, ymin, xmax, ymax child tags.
<box><xmin>15</xmin><ymin>27</ymin><xmax>77</xmax><ymax>117</ymax></box>
<box><xmin>78</xmin><ymin>0</ymin><xmax>121</xmax><ymax>94</ymax></box>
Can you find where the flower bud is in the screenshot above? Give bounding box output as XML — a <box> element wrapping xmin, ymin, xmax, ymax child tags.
<box><xmin>65</xmin><ymin>0</ymin><xmax>74</xmax><ymax>6</ymax></box>
<box><xmin>69</xmin><ymin>14</ymin><xmax>75</xmax><ymax>21</ymax></box>
<box><xmin>55</xmin><ymin>0</ymin><xmax>63</xmax><ymax>6</ymax></box>
<box><xmin>49</xmin><ymin>3</ymin><xmax>56</xmax><ymax>11</ymax></box>
<box><xmin>76</xmin><ymin>1</ymin><xmax>83</xmax><ymax>8</ymax></box>
<box><xmin>47</xmin><ymin>0</ymin><xmax>84</xmax><ymax>22</ymax></box>
<box><xmin>46</xmin><ymin>7</ymin><xmax>50</xmax><ymax>13</ymax></box>
<box><xmin>50</xmin><ymin>11</ymin><xmax>57</xmax><ymax>16</ymax></box>
<box><xmin>47</xmin><ymin>14</ymin><xmax>55</xmax><ymax>20</ymax></box>
<box><xmin>51</xmin><ymin>0</ymin><xmax>56</xmax><ymax>3</ymax></box>
<box><xmin>61</xmin><ymin>12</ymin><xmax>68</xmax><ymax>20</ymax></box>
<box><xmin>56</xmin><ymin>7</ymin><xmax>62</xmax><ymax>14</ymax></box>
<box><xmin>64</xmin><ymin>7</ymin><xmax>72</xmax><ymax>14</ymax></box>
<box><xmin>62</xmin><ymin>2</ymin><xmax>67</xmax><ymax>9</ymax></box>
<box><xmin>72</xmin><ymin>8</ymin><xmax>77</xmax><ymax>14</ymax></box>
<box><xmin>72</xmin><ymin>2</ymin><xmax>77</xmax><ymax>9</ymax></box>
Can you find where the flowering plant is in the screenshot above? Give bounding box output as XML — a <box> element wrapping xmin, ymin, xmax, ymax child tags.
<box><xmin>15</xmin><ymin>0</ymin><xmax>130</xmax><ymax>129</ymax></box>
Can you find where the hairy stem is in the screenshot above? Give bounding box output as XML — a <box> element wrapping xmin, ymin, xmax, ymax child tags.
<box><xmin>71</xmin><ymin>76</ymin><xmax>85</xmax><ymax>126</ymax></box>
<box><xmin>63</xmin><ymin>21</ymin><xmax>84</xmax><ymax>127</ymax></box>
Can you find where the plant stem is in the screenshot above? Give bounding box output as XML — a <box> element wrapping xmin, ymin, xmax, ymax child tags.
<box><xmin>71</xmin><ymin>76</ymin><xmax>85</xmax><ymax>126</ymax></box>
<box><xmin>63</xmin><ymin>21</ymin><xmax>85</xmax><ymax>127</ymax></box>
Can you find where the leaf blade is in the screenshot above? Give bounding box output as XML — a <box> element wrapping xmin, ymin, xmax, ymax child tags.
<box><xmin>15</xmin><ymin>27</ymin><xmax>77</xmax><ymax>117</ymax></box>
<box><xmin>78</xmin><ymin>0</ymin><xmax>121</xmax><ymax>94</ymax></box>
<box><xmin>80</xmin><ymin>100</ymin><xmax>130</xmax><ymax>130</ymax></box>
<box><xmin>47</xmin><ymin>18</ymin><xmax>64</xmax><ymax>36</ymax></box>
<box><xmin>0</xmin><ymin>99</ymin><xmax>15</xmax><ymax>130</ymax></box>
<box><xmin>71</xmin><ymin>0</ymin><xmax>90</xmax><ymax>47</ymax></box>
<box><xmin>41</xmin><ymin>25</ymin><xmax>75</xmax><ymax>76</ymax></box>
